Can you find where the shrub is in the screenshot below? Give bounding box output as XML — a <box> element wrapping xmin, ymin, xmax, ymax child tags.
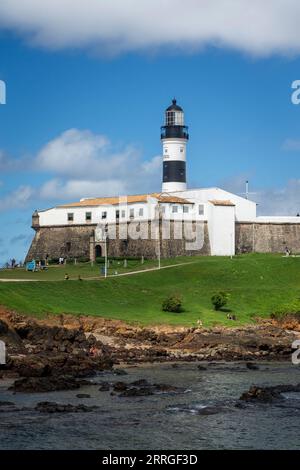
<box><xmin>162</xmin><ymin>295</ymin><xmax>183</xmax><ymax>313</ymax></box>
<box><xmin>211</xmin><ymin>291</ymin><xmax>230</xmax><ymax>311</ymax></box>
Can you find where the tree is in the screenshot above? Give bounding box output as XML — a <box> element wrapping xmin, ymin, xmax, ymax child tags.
<box><xmin>211</xmin><ymin>291</ymin><xmax>230</xmax><ymax>311</ymax></box>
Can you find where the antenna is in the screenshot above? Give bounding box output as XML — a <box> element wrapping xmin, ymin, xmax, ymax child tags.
<box><xmin>246</xmin><ymin>180</ymin><xmax>249</xmax><ymax>200</ymax></box>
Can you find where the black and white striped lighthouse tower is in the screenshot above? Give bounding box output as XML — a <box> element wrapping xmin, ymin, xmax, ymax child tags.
<box><xmin>161</xmin><ymin>99</ymin><xmax>189</xmax><ymax>192</ymax></box>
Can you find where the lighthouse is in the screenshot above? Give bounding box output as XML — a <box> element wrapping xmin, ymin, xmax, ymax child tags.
<box><xmin>161</xmin><ymin>99</ymin><xmax>189</xmax><ymax>192</ymax></box>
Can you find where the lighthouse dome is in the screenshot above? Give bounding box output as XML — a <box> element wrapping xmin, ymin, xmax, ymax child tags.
<box><xmin>166</xmin><ymin>99</ymin><xmax>183</xmax><ymax>112</ymax></box>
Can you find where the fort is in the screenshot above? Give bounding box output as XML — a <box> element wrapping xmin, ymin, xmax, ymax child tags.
<box><xmin>26</xmin><ymin>99</ymin><xmax>300</xmax><ymax>262</ymax></box>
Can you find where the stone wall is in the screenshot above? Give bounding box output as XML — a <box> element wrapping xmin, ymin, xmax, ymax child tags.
<box><xmin>26</xmin><ymin>220</ymin><xmax>300</xmax><ymax>261</ymax></box>
<box><xmin>236</xmin><ymin>222</ymin><xmax>300</xmax><ymax>253</ymax></box>
<box><xmin>26</xmin><ymin>225</ymin><xmax>95</xmax><ymax>261</ymax></box>
<box><xmin>26</xmin><ymin>220</ymin><xmax>211</xmax><ymax>261</ymax></box>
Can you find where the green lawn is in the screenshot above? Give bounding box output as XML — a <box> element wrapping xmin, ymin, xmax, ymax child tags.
<box><xmin>0</xmin><ymin>254</ymin><xmax>299</xmax><ymax>327</ymax></box>
<box><xmin>0</xmin><ymin>258</ymin><xmax>180</xmax><ymax>281</ymax></box>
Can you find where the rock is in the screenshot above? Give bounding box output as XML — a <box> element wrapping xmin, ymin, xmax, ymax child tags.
<box><xmin>98</xmin><ymin>382</ymin><xmax>110</xmax><ymax>391</ymax></box>
<box><xmin>130</xmin><ymin>379</ymin><xmax>149</xmax><ymax>387</ymax></box>
<box><xmin>246</xmin><ymin>362</ymin><xmax>259</xmax><ymax>370</ymax></box>
<box><xmin>197</xmin><ymin>364</ymin><xmax>207</xmax><ymax>370</ymax></box>
<box><xmin>113</xmin><ymin>381</ymin><xmax>128</xmax><ymax>392</ymax></box>
<box><xmin>35</xmin><ymin>401</ymin><xmax>98</xmax><ymax>413</ymax></box>
<box><xmin>76</xmin><ymin>393</ymin><xmax>91</xmax><ymax>398</ymax></box>
<box><xmin>113</xmin><ymin>368</ymin><xmax>128</xmax><ymax>376</ymax></box>
<box><xmin>9</xmin><ymin>375</ymin><xmax>91</xmax><ymax>393</ymax></box>
<box><xmin>120</xmin><ymin>387</ymin><xmax>153</xmax><ymax>397</ymax></box>
<box><xmin>0</xmin><ymin>401</ymin><xmax>15</xmax><ymax>406</ymax></box>
<box><xmin>240</xmin><ymin>383</ymin><xmax>300</xmax><ymax>403</ymax></box>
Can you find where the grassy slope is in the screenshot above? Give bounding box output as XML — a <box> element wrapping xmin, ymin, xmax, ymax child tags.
<box><xmin>0</xmin><ymin>254</ymin><xmax>298</xmax><ymax>327</ymax></box>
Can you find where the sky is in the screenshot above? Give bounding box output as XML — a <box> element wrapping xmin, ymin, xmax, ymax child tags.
<box><xmin>1</xmin><ymin>0</ymin><xmax>300</xmax><ymax>264</ymax></box>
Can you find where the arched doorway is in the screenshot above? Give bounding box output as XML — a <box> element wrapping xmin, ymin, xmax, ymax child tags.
<box><xmin>95</xmin><ymin>245</ymin><xmax>102</xmax><ymax>257</ymax></box>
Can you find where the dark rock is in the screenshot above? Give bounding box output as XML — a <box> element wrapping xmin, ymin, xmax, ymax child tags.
<box><xmin>113</xmin><ymin>381</ymin><xmax>128</xmax><ymax>392</ymax></box>
<box><xmin>113</xmin><ymin>368</ymin><xmax>128</xmax><ymax>376</ymax></box>
<box><xmin>246</xmin><ymin>362</ymin><xmax>259</xmax><ymax>370</ymax></box>
<box><xmin>240</xmin><ymin>383</ymin><xmax>300</xmax><ymax>403</ymax></box>
<box><xmin>76</xmin><ymin>393</ymin><xmax>91</xmax><ymax>398</ymax></box>
<box><xmin>9</xmin><ymin>375</ymin><xmax>91</xmax><ymax>393</ymax></box>
<box><xmin>35</xmin><ymin>401</ymin><xmax>98</xmax><ymax>413</ymax></box>
<box><xmin>0</xmin><ymin>401</ymin><xmax>15</xmax><ymax>406</ymax></box>
<box><xmin>120</xmin><ymin>387</ymin><xmax>154</xmax><ymax>397</ymax></box>
<box><xmin>197</xmin><ymin>365</ymin><xmax>207</xmax><ymax>370</ymax></box>
<box><xmin>98</xmin><ymin>382</ymin><xmax>110</xmax><ymax>391</ymax></box>
<box><xmin>130</xmin><ymin>379</ymin><xmax>149</xmax><ymax>387</ymax></box>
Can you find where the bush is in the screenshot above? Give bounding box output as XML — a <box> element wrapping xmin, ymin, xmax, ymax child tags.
<box><xmin>211</xmin><ymin>291</ymin><xmax>230</xmax><ymax>311</ymax></box>
<box><xmin>162</xmin><ymin>295</ymin><xmax>183</xmax><ymax>313</ymax></box>
<box><xmin>76</xmin><ymin>256</ymin><xmax>90</xmax><ymax>263</ymax></box>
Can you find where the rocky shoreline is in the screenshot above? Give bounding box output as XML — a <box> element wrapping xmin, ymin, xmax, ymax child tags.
<box><xmin>0</xmin><ymin>308</ymin><xmax>299</xmax><ymax>393</ymax></box>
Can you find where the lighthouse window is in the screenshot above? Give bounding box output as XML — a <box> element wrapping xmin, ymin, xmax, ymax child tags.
<box><xmin>101</xmin><ymin>211</ymin><xmax>107</xmax><ymax>219</ymax></box>
<box><xmin>85</xmin><ymin>212</ymin><xmax>92</xmax><ymax>221</ymax></box>
<box><xmin>172</xmin><ymin>205</ymin><xmax>178</xmax><ymax>213</ymax></box>
<box><xmin>180</xmin><ymin>147</ymin><xmax>184</xmax><ymax>153</ymax></box>
<box><xmin>198</xmin><ymin>205</ymin><xmax>204</xmax><ymax>215</ymax></box>
<box><xmin>67</xmin><ymin>213</ymin><xmax>74</xmax><ymax>222</ymax></box>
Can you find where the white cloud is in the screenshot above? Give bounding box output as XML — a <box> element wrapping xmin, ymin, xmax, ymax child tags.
<box><xmin>0</xmin><ymin>185</ymin><xmax>35</xmax><ymax>211</ymax></box>
<box><xmin>36</xmin><ymin>129</ymin><xmax>139</xmax><ymax>180</ymax></box>
<box><xmin>39</xmin><ymin>178</ymin><xmax>129</xmax><ymax>200</ymax></box>
<box><xmin>222</xmin><ymin>174</ymin><xmax>300</xmax><ymax>216</ymax></box>
<box><xmin>35</xmin><ymin>128</ymin><xmax>161</xmax><ymax>198</ymax></box>
<box><xmin>0</xmin><ymin>0</ymin><xmax>300</xmax><ymax>57</ymax></box>
<box><xmin>0</xmin><ymin>128</ymin><xmax>162</xmax><ymax>211</ymax></box>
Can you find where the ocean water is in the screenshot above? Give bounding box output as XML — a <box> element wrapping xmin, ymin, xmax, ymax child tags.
<box><xmin>0</xmin><ymin>362</ymin><xmax>300</xmax><ymax>450</ymax></box>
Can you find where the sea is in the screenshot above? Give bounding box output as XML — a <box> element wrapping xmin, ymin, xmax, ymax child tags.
<box><xmin>0</xmin><ymin>362</ymin><xmax>299</xmax><ymax>450</ymax></box>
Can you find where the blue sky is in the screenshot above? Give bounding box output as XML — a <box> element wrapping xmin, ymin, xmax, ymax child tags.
<box><xmin>1</xmin><ymin>1</ymin><xmax>300</xmax><ymax>264</ymax></box>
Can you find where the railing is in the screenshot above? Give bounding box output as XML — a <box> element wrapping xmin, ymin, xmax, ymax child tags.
<box><xmin>161</xmin><ymin>125</ymin><xmax>189</xmax><ymax>140</ymax></box>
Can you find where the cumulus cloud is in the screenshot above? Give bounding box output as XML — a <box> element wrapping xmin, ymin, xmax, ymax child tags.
<box><xmin>0</xmin><ymin>128</ymin><xmax>162</xmax><ymax>211</ymax></box>
<box><xmin>0</xmin><ymin>185</ymin><xmax>35</xmax><ymax>212</ymax></box>
<box><xmin>0</xmin><ymin>0</ymin><xmax>300</xmax><ymax>57</ymax></box>
<box><xmin>36</xmin><ymin>129</ymin><xmax>139</xmax><ymax>180</ymax></box>
<box><xmin>35</xmin><ymin>128</ymin><xmax>161</xmax><ymax>197</ymax></box>
<box><xmin>222</xmin><ymin>174</ymin><xmax>300</xmax><ymax>216</ymax></box>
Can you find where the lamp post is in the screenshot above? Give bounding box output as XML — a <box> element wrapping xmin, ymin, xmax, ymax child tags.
<box><xmin>102</xmin><ymin>224</ymin><xmax>108</xmax><ymax>278</ymax></box>
<box><xmin>157</xmin><ymin>204</ymin><xmax>163</xmax><ymax>270</ymax></box>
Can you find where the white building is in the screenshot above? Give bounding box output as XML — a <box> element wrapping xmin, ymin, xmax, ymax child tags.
<box><xmin>27</xmin><ymin>100</ymin><xmax>300</xmax><ymax>260</ymax></box>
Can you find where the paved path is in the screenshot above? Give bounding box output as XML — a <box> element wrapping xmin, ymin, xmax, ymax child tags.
<box><xmin>0</xmin><ymin>261</ymin><xmax>197</xmax><ymax>283</ymax></box>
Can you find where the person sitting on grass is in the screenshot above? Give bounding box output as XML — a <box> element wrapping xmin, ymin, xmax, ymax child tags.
<box><xmin>64</xmin><ymin>273</ymin><xmax>69</xmax><ymax>280</ymax></box>
<box><xmin>285</xmin><ymin>246</ymin><xmax>291</xmax><ymax>256</ymax></box>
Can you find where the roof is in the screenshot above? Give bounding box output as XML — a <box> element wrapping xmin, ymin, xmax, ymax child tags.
<box><xmin>166</xmin><ymin>99</ymin><xmax>183</xmax><ymax>112</ymax></box>
<box><xmin>59</xmin><ymin>193</ymin><xmax>192</xmax><ymax>208</ymax></box>
<box><xmin>209</xmin><ymin>200</ymin><xmax>235</xmax><ymax>207</ymax></box>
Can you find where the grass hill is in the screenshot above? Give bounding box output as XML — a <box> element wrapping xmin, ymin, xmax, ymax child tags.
<box><xmin>0</xmin><ymin>254</ymin><xmax>299</xmax><ymax>327</ymax></box>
